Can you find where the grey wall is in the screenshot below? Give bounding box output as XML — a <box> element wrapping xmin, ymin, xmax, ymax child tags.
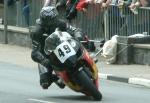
<box><xmin>133</xmin><ymin>45</ymin><xmax>150</xmax><ymax>65</ymax></box>
<box><xmin>116</xmin><ymin>36</ymin><xmax>150</xmax><ymax>65</ymax></box>
<box><xmin>0</xmin><ymin>25</ymin><xmax>150</xmax><ymax>65</ymax></box>
<box><xmin>0</xmin><ymin>25</ymin><xmax>31</xmax><ymax>47</ymax></box>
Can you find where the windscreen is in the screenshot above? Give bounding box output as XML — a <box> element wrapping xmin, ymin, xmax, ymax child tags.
<box><xmin>44</xmin><ymin>31</ymin><xmax>72</xmax><ymax>55</ymax></box>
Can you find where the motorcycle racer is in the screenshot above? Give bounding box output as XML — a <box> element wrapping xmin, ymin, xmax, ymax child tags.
<box><xmin>30</xmin><ymin>6</ymin><xmax>84</xmax><ymax>89</ymax></box>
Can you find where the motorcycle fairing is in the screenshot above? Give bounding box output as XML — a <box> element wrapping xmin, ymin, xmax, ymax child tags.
<box><xmin>56</xmin><ymin>70</ymin><xmax>81</xmax><ymax>91</ymax></box>
<box><xmin>55</xmin><ymin>49</ymin><xmax>99</xmax><ymax>92</ymax></box>
<box><xmin>44</xmin><ymin>29</ymin><xmax>99</xmax><ymax>93</ymax></box>
<box><xmin>54</xmin><ymin>41</ymin><xmax>76</xmax><ymax>63</ymax></box>
<box><xmin>82</xmin><ymin>50</ymin><xmax>99</xmax><ymax>89</ymax></box>
<box><xmin>82</xmin><ymin>50</ymin><xmax>99</xmax><ymax>80</ymax></box>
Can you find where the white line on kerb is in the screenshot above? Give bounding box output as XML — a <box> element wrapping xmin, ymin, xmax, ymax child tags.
<box><xmin>129</xmin><ymin>78</ymin><xmax>150</xmax><ymax>88</ymax></box>
<box><xmin>28</xmin><ymin>98</ymin><xmax>56</xmax><ymax>103</ymax></box>
<box><xmin>98</xmin><ymin>73</ymin><xmax>112</xmax><ymax>79</ymax></box>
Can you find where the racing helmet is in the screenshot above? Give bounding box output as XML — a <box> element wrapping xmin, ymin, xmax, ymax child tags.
<box><xmin>39</xmin><ymin>6</ymin><xmax>59</xmax><ymax>26</ymax></box>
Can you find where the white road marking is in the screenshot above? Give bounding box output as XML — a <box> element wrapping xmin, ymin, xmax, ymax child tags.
<box><xmin>28</xmin><ymin>98</ymin><xmax>56</xmax><ymax>103</ymax></box>
<box><xmin>129</xmin><ymin>78</ymin><xmax>150</xmax><ymax>88</ymax></box>
<box><xmin>98</xmin><ymin>73</ymin><xmax>112</xmax><ymax>79</ymax></box>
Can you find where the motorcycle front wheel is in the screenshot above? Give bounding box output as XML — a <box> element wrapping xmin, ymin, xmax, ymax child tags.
<box><xmin>76</xmin><ymin>69</ymin><xmax>102</xmax><ymax>101</ymax></box>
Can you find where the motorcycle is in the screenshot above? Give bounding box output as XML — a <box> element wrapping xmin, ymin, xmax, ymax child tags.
<box><xmin>38</xmin><ymin>28</ymin><xmax>102</xmax><ymax>101</ymax></box>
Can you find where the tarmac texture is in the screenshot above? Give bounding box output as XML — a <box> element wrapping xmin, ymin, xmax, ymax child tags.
<box><xmin>0</xmin><ymin>44</ymin><xmax>150</xmax><ymax>88</ymax></box>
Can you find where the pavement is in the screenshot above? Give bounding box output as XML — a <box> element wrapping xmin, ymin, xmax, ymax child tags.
<box><xmin>0</xmin><ymin>44</ymin><xmax>150</xmax><ymax>88</ymax></box>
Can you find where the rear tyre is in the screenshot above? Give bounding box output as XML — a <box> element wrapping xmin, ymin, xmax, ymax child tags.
<box><xmin>76</xmin><ymin>69</ymin><xmax>102</xmax><ymax>101</ymax></box>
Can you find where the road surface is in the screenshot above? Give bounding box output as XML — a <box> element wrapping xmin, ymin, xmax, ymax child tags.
<box><xmin>0</xmin><ymin>62</ymin><xmax>150</xmax><ymax>103</ymax></box>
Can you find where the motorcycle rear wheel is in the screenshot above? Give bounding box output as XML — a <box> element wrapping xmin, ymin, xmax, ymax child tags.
<box><xmin>76</xmin><ymin>69</ymin><xmax>102</xmax><ymax>101</ymax></box>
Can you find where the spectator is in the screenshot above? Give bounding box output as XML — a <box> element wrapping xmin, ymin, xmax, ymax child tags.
<box><xmin>117</xmin><ymin>0</ymin><xmax>133</xmax><ymax>37</ymax></box>
<box><xmin>117</xmin><ymin>0</ymin><xmax>150</xmax><ymax>14</ymax></box>
<box><xmin>7</xmin><ymin>0</ymin><xmax>15</xmax><ymax>6</ymax></box>
<box><xmin>76</xmin><ymin>0</ymin><xmax>95</xmax><ymax>12</ymax></box>
<box><xmin>129</xmin><ymin>0</ymin><xmax>142</xmax><ymax>14</ymax></box>
<box><xmin>65</xmin><ymin>0</ymin><xmax>79</xmax><ymax>21</ymax></box>
<box><xmin>22</xmin><ymin>0</ymin><xmax>30</xmax><ymax>26</ymax></box>
<box><xmin>43</xmin><ymin>0</ymin><xmax>53</xmax><ymax>7</ymax></box>
<box><xmin>66</xmin><ymin>0</ymin><xmax>111</xmax><ymax>20</ymax></box>
<box><xmin>140</xmin><ymin>0</ymin><xmax>150</xmax><ymax>7</ymax></box>
<box><xmin>123</xmin><ymin>0</ymin><xmax>150</xmax><ymax>35</ymax></box>
<box><xmin>129</xmin><ymin>0</ymin><xmax>150</xmax><ymax>35</ymax></box>
<box><xmin>55</xmin><ymin>0</ymin><xmax>68</xmax><ymax>20</ymax></box>
<box><xmin>108</xmin><ymin>0</ymin><xmax>126</xmax><ymax>37</ymax></box>
<box><xmin>76</xmin><ymin>0</ymin><xmax>111</xmax><ymax>12</ymax></box>
<box><xmin>118</xmin><ymin>0</ymin><xmax>132</xmax><ymax>6</ymax></box>
<box><xmin>117</xmin><ymin>0</ymin><xmax>132</xmax><ymax>16</ymax></box>
<box><xmin>56</xmin><ymin>0</ymin><xmax>67</xmax><ymax>8</ymax></box>
<box><xmin>129</xmin><ymin>0</ymin><xmax>150</xmax><ymax>10</ymax></box>
<box><xmin>101</xmin><ymin>0</ymin><xmax>112</xmax><ymax>8</ymax></box>
<box><xmin>42</xmin><ymin>0</ymin><xmax>67</xmax><ymax>7</ymax></box>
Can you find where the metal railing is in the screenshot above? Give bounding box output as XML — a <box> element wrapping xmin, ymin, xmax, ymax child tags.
<box><xmin>71</xmin><ymin>5</ymin><xmax>105</xmax><ymax>40</ymax></box>
<box><xmin>108</xmin><ymin>5</ymin><xmax>150</xmax><ymax>38</ymax></box>
<box><xmin>72</xmin><ymin>4</ymin><xmax>150</xmax><ymax>40</ymax></box>
<box><xmin>2</xmin><ymin>2</ymin><xmax>149</xmax><ymax>41</ymax></box>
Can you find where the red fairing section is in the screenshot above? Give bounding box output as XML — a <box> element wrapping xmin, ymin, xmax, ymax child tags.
<box><xmin>83</xmin><ymin>51</ymin><xmax>93</xmax><ymax>66</ymax></box>
<box><xmin>56</xmin><ymin>71</ymin><xmax>69</xmax><ymax>82</ymax></box>
<box><xmin>76</xmin><ymin>0</ymin><xmax>89</xmax><ymax>11</ymax></box>
<box><xmin>83</xmin><ymin>51</ymin><xmax>99</xmax><ymax>89</ymax></box>
<box><xmin>95</xmin><ymin>77</ymin><xmax>99</xmax><ymax>89</ymax></box>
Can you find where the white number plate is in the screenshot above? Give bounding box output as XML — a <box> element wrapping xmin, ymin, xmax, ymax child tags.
<box><xmin>54</xmin><ymin>41</ymin><xmax>76</xmax><ymax>63</ymax></box>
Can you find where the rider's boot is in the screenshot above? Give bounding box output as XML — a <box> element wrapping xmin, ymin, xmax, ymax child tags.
<box><xmin>55</xmin><ymin>78</ymin><xmax>65</xmax><ymax>89</ymax></box>
<box><xmin>39</xmin><ymin>59</ymin><xmax>65</xmax><ymax>89</ymax></box>
<box><xmin>39</xmin><ymin>59</ymin><xmax>59</xmax><ymax>89</ymax></box>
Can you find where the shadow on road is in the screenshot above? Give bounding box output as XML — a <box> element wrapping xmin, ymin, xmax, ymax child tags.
<box><xmin>44</xmin><ymin>95</ymin><xmax>96</xmax><ymax>102</ymax></box>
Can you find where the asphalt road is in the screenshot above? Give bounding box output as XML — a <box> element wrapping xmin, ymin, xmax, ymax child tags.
<box><xmin>0</xmin><ymin>62</ymin><xmax>150</xmax><ymax>103</ymax></box>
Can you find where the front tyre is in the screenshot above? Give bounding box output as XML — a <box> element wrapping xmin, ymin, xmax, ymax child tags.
<box><xmin>76</xmin><ymin>69</ymin><xmax>102</xmax><ymax>101</ymax></box>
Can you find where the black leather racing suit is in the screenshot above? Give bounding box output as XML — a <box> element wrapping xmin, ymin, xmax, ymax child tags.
<box><xmin>31</xmin><ymin>18</ymin><xmax>83</xmax><ymax>88</ymax></box>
